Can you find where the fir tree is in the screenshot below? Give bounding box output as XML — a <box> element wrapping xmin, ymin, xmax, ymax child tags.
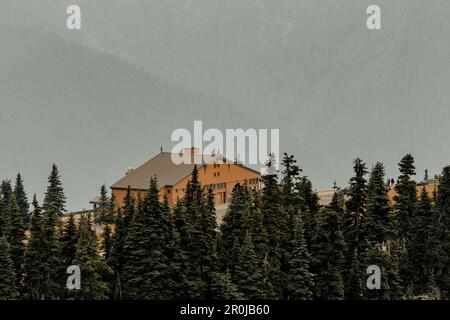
<box><xmin>0</xmin><ymin>180</ymin><xmax>13</xmax><ymax>235</ymax></box>
<box><xmin>71</xmin><ymin>214</ymin><xmax>110</xmax><ymax>300</ymax></box>
<box><xmin>23</xmin><ymin>196</ymin><xmax>47</xmax><ymax>299</ymax></box>
<box><xmin>231</xmin><ymin>233</ymin><xmax>265</xmax><ymax>299</ymax></box>
<box><xmin>311</xmin><ymin>191</ymin><xmax>346</xmax><ymax>300</ymax></box>
<box><xmin>436</xmin><ymin>166</ymin><xmax>450</xmax><ymax>298</ymax></box>
<box><xmin>0</xmin><ymin>236</ymin><xmax>18</xmax><ymax>299</ymax></box>
<box><xmin>220</xmin><ymin>184</ymin><xmax>252</xmax><ymax>266</ymax></box>
<box><xmin>103</xmin><ymin>224</ymin><xmax>112</xmax><ymax>261</ymax></box>
<box><xmin>361</xmin><ymin>162</ymin><xmax>403</xmax><ymax>299</ymax></box>
<box><xmin>344</xmin><ymin>158</ymin><xmax>368</xmax><ymax>255</ymax></box>
<box><xmin>345</xmin><ymin>248</ymin><xmax>363</xmax><ymax>300</ymax></box>
<box><xmin>261</xmin><ymin>156</ymin><xmax>285</xmax><ymax>298</ymax></box>
<box><xmin>287</xmin><ymin>215</ymin><xmax>314</xmax><ymax>300</ymax></box>
<box><xmin>14</xmin><ymin>174</ymin><xmax>30</xmax><ymax>226</ymax></box>
<box><xmin>60</xmin><ymin>214</ymin><xmax>79</xmax><ymax>268</ymax></box>
<box><xmin>43</xmin><ymin>164</ymin><xmax>66</xmax><ymax>217</ymax></box>
<box><xmin>5</xmin><ymin>196</ymin><xmax>25</xmax><ymax>290</ymax></box>
<box><xmin>296</xmin><ymin>176</ymin><xmax>320</xmax><ymax>249</ymax></box>
<box><xmin>394</xmin><ymin>154</ymin><xmax>417</xmax><ymax>247</ymax></box>
<box><xmin>209</xmin><ymin>271</ymin><xmax>244</xmax><ymax>300</ymax></box>
<box><xmin>393</xmin><ymin>154</ymin><xmax>417</xmax><ymax>288</ymax></box>
<box><xmin>122</xmin><ymin>178</ymin><xmax>174</xmax><ymax>299</ymax></box>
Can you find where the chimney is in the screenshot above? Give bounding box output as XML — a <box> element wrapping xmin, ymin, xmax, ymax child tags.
<box><xmin>184</xmin><ymin>147</ymin><xmax>199</xmax><ymax>155</ymax></box>
<box><xmin>125</xmin><ymin>167</ymin><xmax>134</xmax><ymax>176</ymax></box>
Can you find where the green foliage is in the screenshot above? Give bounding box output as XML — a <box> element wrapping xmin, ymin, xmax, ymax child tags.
<box><xmin>14</xmin><ymin>174</ymin><xmax>30</xmax><ymax>226</ymax></box>
<box><xmin>0</xmin><ymin>236</ymin><xmax>18</xmax><ymax>299</ymax></box>
<box><xmin>5</xmin><ymin>196</ymin><xmax>25</xmax><ymax>289</ymax></box>
<box><xmin>311</xmin><ymin>191</ymin><xmax>346</xmax><ymax>300</ymax></box>
<box><xmin>23</xmin><ymin>196</ymin><xmax>47</xmax><ymax>299</ymax></box>
<box><xmin>231</xmin><ymin>233</ymin><xmax>265</xmax><ymax>299</ymax></box>
<box><xmin>209</xmin><ymin>271</ymin><xmax>244</xmax><ymax>300</ymax></box>
<box><xmin>287</xmin><ymin>216</ymin><xmax>314</xmax><ymax>300</ymax></box>
<box><xmin>71</xmin><ymin>214</ymin><xmax>111</xmax><ymax>300</ymax></box>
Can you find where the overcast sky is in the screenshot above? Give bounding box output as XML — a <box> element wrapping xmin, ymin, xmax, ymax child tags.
<box><xmin>1</xmin><ymin>0</ymin><xmax>449</xmax><ymax>211</ymax></box>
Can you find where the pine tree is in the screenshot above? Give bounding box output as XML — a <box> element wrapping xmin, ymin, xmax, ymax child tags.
<box><xmin>60</xmin><ymin>214</ymin><xmax>78</xmax><ymax>268</ymax></box>
<box><xmin>0</xmin><ymin>236</ymin><xmax>18</xmax><ymax>299</ymax></box>
<box><xmin>179</xmin><ymin>166</ymin><xmax>219</xmax><ymax>298</ymax></box>
<box><xmin>71</xmin><ymin>214</ymin><xmax>110</xmax><ymax>300</ymax></box>
<box><xmin>436</xmin><ymin>166</ymin><xmax>450</xmax><ymax>298</ymax></box>
<box><xmin>14</xmin><ymin>174</ymin><xmax>30</xmax><ymax>226</ymax></box>
<box><xmin>393</xmin><ymin>154</ymin><xmax>417</xmax><ymax>289</ymax></box>
<box><xmin>0</xmin><ymin>180</ymin><xmax>13</xmax><ymax>235</ymax></box>
<box><xmin>361</xmin><ymin>162</ymin><xmax>403</xmax><ymax>299</ymax></box>
<box><xmin>296</xmin><ymin>176</ymin><xmax>320</xmax><ymax>249</ymax></box>
<box><xmin>311</xmin><ymin>191</ymin><xmax>346</xmax><ymax>300</ymax></box>
<box><xmin>43</xmin><ymin>164</ymin><xmax>66</xmax><ymax>217</ymax></box>
<box><xmin>345</xmin><ymin>248</ymin><xmax>363</xmax><ymax>300</ymax></box>
<box><xmin>231</xmin><ymin>233</ymin><xmax>265</xmax><ymax>299</ymax></box>
<box><xmin>363</xmin><ymin>162</ymin><xmax>395</xmax><ymax>243</ymax></box>
<box><xmin>344</xmin><ymin>158</ymin><xmax>368</xmax><ymax>256</ymax></box>
<box><xmin>209</xmin><ymin>271</ymin><xmax>244</xmax><ymax>300</ymax></box>
<box><xmin>261</xmin><ymin>156</ymin><xmax>285</xmax><ymax>298</ymax></box>
<box><xmin>220</xmin><ymin>184</ymin><xmax>252</xmax><ymax>266</ymax></box>
<box><xmin>23</xmin><ymin>196</ymin><xmax>47</xmax><ymax>299</ymax></box>
<box><xmin>5</xmin><ymin>196</ymin><xmax>25</xmax><ymax>290</ymax></box>
<box><xmin>287</xmin><ymin>215</ymin><xmax>314</xmax><ymax>300</ymax></box>
<box><xmin>122</xmin><ymin>178</ymin><xmax>174</xmax><ymax>299</ymax></box>
<box><xmin>103</xmin><ymin>224</ymin><xmax>112</xmax><ymax>261</ymax></box>
<box><xmin>408</xmin><ymin>187</ymin><xmax>435</xmax><ymax>294</ymax></box>
<box><xmin>394</xmin><ymin>154</ymin><xmax>417</xmax><ymax>246</ymax></box>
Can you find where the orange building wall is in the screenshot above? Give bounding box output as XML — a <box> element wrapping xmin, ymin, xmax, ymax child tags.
<box><xmin>172</xmin><ymin>162</ymin><xmax>261</xmax><ymax>205</ymax></box>
<box><xmin>111</xmin><ymin>162</ymin><xmax>261</xmax><ymax>208</ymax></box>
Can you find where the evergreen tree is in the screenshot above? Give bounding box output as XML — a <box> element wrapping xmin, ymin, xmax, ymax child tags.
<box><xmin>311</xmin><ymin>191</ymin><xmax>346</xmax><ymax>300</ymax></box>
<box><xmin>345</xmin><ymin>248</ymin><xmax>363</xmax><ymax>300</ymax></box>
<box><xmin>393</xmin><ymin>154</ymin><xmax>417</xmax><ymax>288</ymax></box>
<box><xmin>287</xmin><ymin>215</ymin><xmax>314</xmax><ymax>300</ymax></box>
<box><xmin>296</xmin><ymin>176</ymin><xmax>320</xmax><ymax>249</ymax></box>
<box><xmin>261</xmin><ymin>156</ymin><xmax>285</xmax><ymax>298</ymax></box>
<box><xmin>71</xmin><ymin>214</ymin><xmax>110</xmax><ymax>300</ymax></box>
<box><xmin>103</xmin><ymin>224</ymin><xmax>112</xmax><ymax>261</ymax></box>
<box><xmin>231</xmin><ymin>233</ymin><xmax>265</xmax><ymax>299</ymax></box>
<box><xmin>436</xmin><ymin>166</ymin><xmax>450</xmax><ymax>298</ymax></box>
<box><xmin>0</xmin><ymin>236</ymin><xmax>18</xmax><ymax>299</ymax></box>
<box><xmin>361</xmin><ymin>162</ymin><xmax>403</xmax><ymax>299</ymax></box>
<box><xmin>43</xmin><ymin>164</ymin><xmax>66</xmax><ymax>217</ymax></box>
<box><xmin>408</xmin><ymin>187</ymin><xmax>436</xmax><ymax>294</ymax></box>
<box><xmin>1</xmin><ymin>180</ymin><xmax>13</xmax><ymax>206</ymax></box>
<box><xmin>209</xmin><ymin>271</ymin><xmax>244</xmax><ymax>300</ymax></box>
<box><xmin>0</xmin><ymin>180</ymin><xmax>13</xmax><ymax>235</ymax></box>
<box><xmin>363</xmin><ymin>162</ymin><xmax>395</xmax><ymax>243</ymax></box>
<box><xmin>23</xmin><ymin>196</ymin><xmax>47</xmax><ymax>299</ymax></box>
<box><xmin>5</xmin><ymin>196</ymin><xmax>25</xmax><ymax>290</ymax></box>
<box><xmin>220</xmin><ymin>184</ymin><xmax>252</xmax><ymax>266</ymax></box>
<box><xmin>60</xmin><ymin>214</ymin><xmax>78</xmax><ymax>268</ymax></box>
<box><xmin>14</xmin><ymin>174</ymin><xmax>30</xmax><ymax>226</ymax></box>
<box><xmin>122</xmin><ymin>178</ymin><xmax>174</xmax><ymax>299</ymax></box>
<box><xmin>394</xmin><ymin>154</ymin><xmax>417</xmax><ymax>246</ymax></box>
<box><xmin>344</xmin><ymin>158</ymin><xmax>368</xmax><ymax>256</ymax></box>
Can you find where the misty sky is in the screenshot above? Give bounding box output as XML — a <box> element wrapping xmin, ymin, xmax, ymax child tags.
<box><xmin>1</xmin><ymin>0</ymin><xmax>449</xmax><ymax>211</ymax></box>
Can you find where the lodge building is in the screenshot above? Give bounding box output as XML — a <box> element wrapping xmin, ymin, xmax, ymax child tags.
<box><xmin>96</xmin><ymin>148</ymin><xmax>262</xmax><ymax>223</ymax></box>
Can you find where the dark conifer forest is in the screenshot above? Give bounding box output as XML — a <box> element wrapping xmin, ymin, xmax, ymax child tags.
<box><xmin>1</xmin><ymin>154</ymin><xmax>450</xmax><ymax>300</ymax></box>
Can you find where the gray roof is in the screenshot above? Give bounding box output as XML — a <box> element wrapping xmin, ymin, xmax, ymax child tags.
<box><xmin>111</xmin><ymin>152</ymin><xmax>216</xmax><ymax>190</ymax></box>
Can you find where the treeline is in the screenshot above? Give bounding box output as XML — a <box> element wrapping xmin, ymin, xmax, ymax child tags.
<box><xmin>0</xmin><ymin>154</ymin><xmax>450</xmax><ymax>300</ymax></box>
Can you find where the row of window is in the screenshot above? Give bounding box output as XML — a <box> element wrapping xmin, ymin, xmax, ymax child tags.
<box><xmin>248</xmin><ymin>178</ymin><xmax>259</xmax><ymax>185</ymax></box>
<box><xmin>207</xmin><ymin>182</ymin><xmax>227</xmax><ymax>190</ymax></box>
